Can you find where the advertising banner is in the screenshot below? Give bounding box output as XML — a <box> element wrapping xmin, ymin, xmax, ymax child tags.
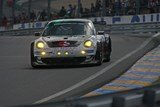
<box><xmin>90</xmin><ymin>13</ymin><xmax>160</xmax><ymax>25</ymax></box>
<box><xmin>12</xmin><ymin>13</ymin><xmax>160</xmax><ymax>30</ymax></box>
<box><xmin>13</xmin><ymin>21</ymin><xmax>48</xmax><ymax>30</ymax></box>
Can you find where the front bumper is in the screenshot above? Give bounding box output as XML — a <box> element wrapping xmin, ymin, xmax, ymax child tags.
<box><xmin>34</xmin><ymin>56</ymin><xmax>96</xmax><ymax>65</ymax></box>
<box><xmin>33</xmin><ymin>47</ymin><xmax>97</xmax><ymax>65</ymax></box>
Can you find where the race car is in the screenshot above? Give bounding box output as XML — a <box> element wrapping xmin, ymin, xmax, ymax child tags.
<box><xmin>31</xmin><ymin>19</ymin><xmax>112</xmax><ymax>67</ymax></box>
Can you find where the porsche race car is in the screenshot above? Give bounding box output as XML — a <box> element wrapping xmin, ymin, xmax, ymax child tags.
<box><xmin>31</xmin><ymin>19</ymin><xmax>112</xmax><ymax>67</ymax></box>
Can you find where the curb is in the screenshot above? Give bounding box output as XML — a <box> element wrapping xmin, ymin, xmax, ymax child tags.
<box><xmin>84</xmin><ymin>44</ymin><xmax>160</xmax><ymax>97</ymax></box>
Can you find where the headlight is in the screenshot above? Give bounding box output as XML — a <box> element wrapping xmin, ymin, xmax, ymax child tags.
<box><xmin>41</xmin><ymin>51</ymin><xmax>46</xmax><ymax>56</ymax></box>
<box><xmin>84</xmin><ymin>40</ymin><xmax>93</xmax><ymax>48</ymax></box>
<box><xmin>36</xmin><ymin>41</ymin><xmax>45</xmax><ymax>49</ymax></box>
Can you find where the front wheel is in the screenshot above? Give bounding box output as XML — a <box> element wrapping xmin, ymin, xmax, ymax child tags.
<box><xmin>95</xmin><ymin>48</ymin><xmax>103</xmax><ymax>65</ymax></box>
<box><xmin>30</xmin><ymin>42</ymin><xmax>39</xmax><ymax>68</ymax></box>
<box><xmin>104</xmin><ymin>38</ymin><xmax>111</xmax><ymax>62</ymax></box>
<box><xmin>104</xmin><ymin>54</ymin><xmax>110</xmax><ymax>62</ymax></box>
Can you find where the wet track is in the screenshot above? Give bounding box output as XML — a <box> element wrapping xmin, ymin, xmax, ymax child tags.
<box><xmin>0</xmin><ymin>35</ymin><xmax>148</xmax><ymax>107</ymax></box>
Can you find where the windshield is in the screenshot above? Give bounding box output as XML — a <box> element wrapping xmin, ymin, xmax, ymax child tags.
<box><xmin>42</xmin><ymin>22</ymin><xmax>87</xmax><ymax>36</ymax></box>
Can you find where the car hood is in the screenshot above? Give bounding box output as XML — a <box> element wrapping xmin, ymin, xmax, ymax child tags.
<box><xmin>42</xmin><ymin>35</ymin><xmax>91</xmax><ymax>42</ymax></box>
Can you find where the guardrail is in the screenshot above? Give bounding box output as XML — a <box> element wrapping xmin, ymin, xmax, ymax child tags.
<box><xmin>1</xmin><ymin>22</ymin><xmax>160</xmax><ymax>36</ymax></box>
<box><xmin>95</xmin><ymin>22</ymin><xmax>160</xmax><ymax>34</ymax></box>
<box><xmin>0</xmin><ymin>28</ymin><xmax>43</xmax><ymax>36</ymax></box>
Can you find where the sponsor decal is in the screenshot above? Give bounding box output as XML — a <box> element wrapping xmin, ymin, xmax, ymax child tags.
<box><xmin>58</xmin><ymin>41</ymin><xmax>70</xmax><ymax>47</ymax></box>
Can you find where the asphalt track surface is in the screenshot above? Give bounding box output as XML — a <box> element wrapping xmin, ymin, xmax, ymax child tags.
<box><xmin>0</xmin><ymin>35</ymin><xmax>148</xmax><ymax>107</ymax></box>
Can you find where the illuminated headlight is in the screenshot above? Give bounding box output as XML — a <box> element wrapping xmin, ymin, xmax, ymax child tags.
<box><xmin>81</xmin><ymin>50</ymin><xmax>86</xmax><ymax>54</ymax></box>
<box><xmin>41</xmin><ymin>51</ymin><xmax>46</xmax><ymax>56</ymax></box>
<box><xmin>57</xmin><ymin>52</ymin><xmax>61</xmax><ymax>56</ymax></box>
<box><xmin>36</xmin><ymin>41</ymin><xmax>45</xmax><ymax>49</ymax></box>
<box><xmin>65</xmin><ymin>52</ymin><xmax>69</xmax><ymax>55</ymax></box>
<box><xmin>84</xmin><ymin>40</ymin><xmax>93</xmax><ymax>48</ymax></box>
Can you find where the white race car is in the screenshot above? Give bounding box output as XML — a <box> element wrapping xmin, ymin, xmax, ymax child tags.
<box><xmin>31</xmin><ymin>19</ymin><xmax>112</xmax><ymax>67</ymax></box>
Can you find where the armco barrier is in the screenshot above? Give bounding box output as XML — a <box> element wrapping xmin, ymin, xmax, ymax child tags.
<box><xmin>95</xmin><ymin>22</ymin><xmax>160</xmax><ymax>34</ymax></box>
<box><xmin>1</xmin><ymin>22</ymin><xmax>160</xmax><ymax>36</ymax></box>
<box><xmin>0</xmin><ymin>28</ymin><xmax>43</xmax><ymax>36</ymax></box>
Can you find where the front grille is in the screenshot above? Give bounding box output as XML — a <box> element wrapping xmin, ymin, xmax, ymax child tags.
<box><xmin>41</xmin><ymin>57</ymin><xmax>86</xmax><ymax>65</ymax></box>
<box><xmin>47</xmin><ymin>41</ymin><xmax>80</xmax><ymax>47</ymax></box>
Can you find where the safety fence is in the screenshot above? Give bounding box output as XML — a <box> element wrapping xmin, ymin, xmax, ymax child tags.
<box><xmin>1</xmin><ymin>22</ymin><xmax>160</xmax><ymax>36</ymax></box>
<box><xmin>95</xmin><ymin>22</ymin><xmax>160</xmax><ymax>34</ymax></box>
<box><xmin>0</xmin><ymin>28</ymin><xmax>42</xmax><ymax>36</ymax></box>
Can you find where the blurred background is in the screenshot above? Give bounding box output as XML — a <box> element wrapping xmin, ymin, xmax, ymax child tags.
<box><xmin>0</xmin><ymin>0</ymin><xmax>160</xmax><ymax>29</ymax></box>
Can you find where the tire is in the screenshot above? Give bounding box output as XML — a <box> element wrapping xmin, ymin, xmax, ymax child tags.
<box><xmin>104</xmin><ymin>46</ymin><xmax>111</xmax><ymax>62</ymax></box>
<box><xmin>104</xmin><ymin>53</ymin><xmax>110</xmax><ymax>62</ymax></box>
<box><xmin>95</xmin><ymin>44</ymin><xmax>103</xmax><ymax>65</ymax></box>
<box><xmin>30</xmin><ymin>42</ymin><xmax>38</xmax><ymax>68</ymax></box>
<box><xmin>104</xmin><ymin>38</ymin><xmax>111</xmax><ymax>62</ymax></box>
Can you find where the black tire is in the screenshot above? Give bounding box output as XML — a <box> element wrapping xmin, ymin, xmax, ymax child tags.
<box><xmin>31</xmin><ymin>42</ymin><xmax>38</xmax><ymax>68</ymax></box>
<box><xmin>104</xmin><ymin>37</ymin><xmax>111</xmax><ymax>62</ymax></box>
<box><xmin>95</xmin><ymin>44</ymin><xmax>103</xmax><ymax>65</ymax></box>
<box><xmin>104</xmin><ymin>53</ymin><xmax>110</xmax><ymax>62</ymax></box>
<box><xmin>108</xmin><ymin>37</ymin><xmax>112</xmax><ymax>52</ymax></box>
<box><xmin>104</xmin><ymin>46</ymin><xmax>111</xmax><ymax>62</ymax></box>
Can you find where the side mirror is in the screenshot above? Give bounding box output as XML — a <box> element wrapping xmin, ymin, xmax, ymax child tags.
<box><xmin>34</xmin><ymin>32</ymin><xmax>41</xmax><ymax>36</ymax></box>
<box><xmin>97</xmin><ymin>31</ymin><xmax>105</xmax><ymax>35</ymax></box>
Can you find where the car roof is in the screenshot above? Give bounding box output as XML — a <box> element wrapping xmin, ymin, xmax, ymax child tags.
<box><xmin>49</xmin><ymin>19</ymin><xmax>92</xmax><ymax>23</ymax></box>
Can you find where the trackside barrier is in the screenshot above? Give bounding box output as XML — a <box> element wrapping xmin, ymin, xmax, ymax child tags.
<box><xmin>0</xmin><ymin>22</ymin><xmax>160</xmax><ymax>36</ymax></box>
<box><xmin>0</xmin><ymin>26</ymin><xmax>5</xmax><ymax>31</ymax></box>
<box><xmin>95</xmin><ymin>22</ymin><xmax>160</xmax><ymax>34</ymax></box>
<box><xmin>0</xmin><ymin>28</ymin><xmax>43</xmax><ymax>36</ymax></box>
<box><xmin>17</xmin><ymin>85</ymin><xmax>160</xmax><ymax>107</ymax></box>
